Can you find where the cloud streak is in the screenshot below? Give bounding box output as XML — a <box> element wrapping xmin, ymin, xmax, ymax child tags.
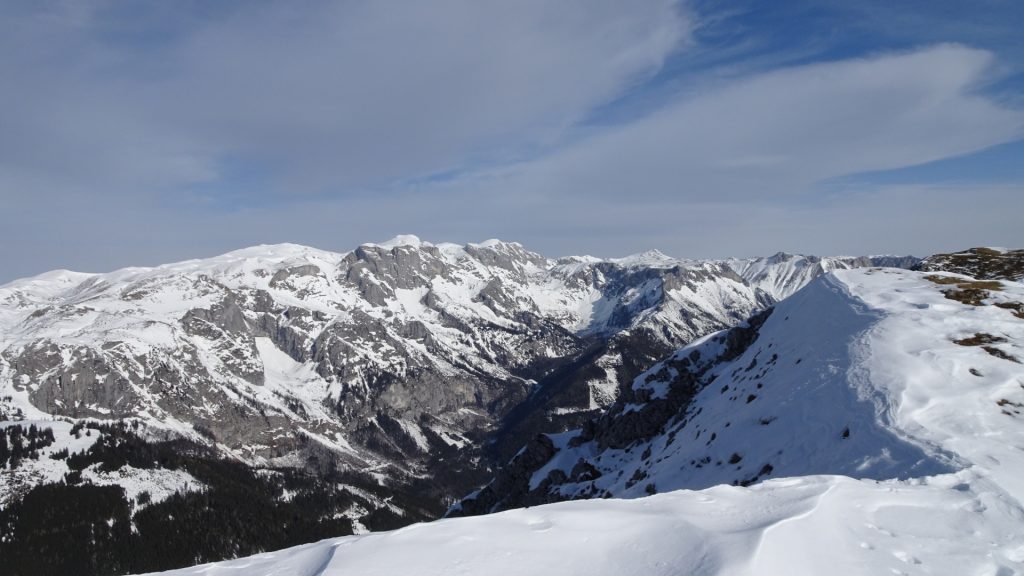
<box><xmin>483</xmin><ymin>44</ymin><xmax>1024</xmax><ymax>203</ymax></box>
<box><xmin>0</xmin><ymin>3</ymin><xmax>1021</xmax><ymax>281</ymax></box>
<box><xmin>0</xmin><ymin>0</ymin><xmax>689</xmax><ymax>198</ymax></box>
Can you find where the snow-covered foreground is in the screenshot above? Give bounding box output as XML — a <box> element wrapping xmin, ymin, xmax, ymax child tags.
<box><xmin>146</xmin><ymin>472</ymin><xmax>1023</xmax><ymax>576</ymax></box>
<box><xmin>141</xmin><ymin>267</ymin><xmax>1024</xmax><ymax>575</ymax></box>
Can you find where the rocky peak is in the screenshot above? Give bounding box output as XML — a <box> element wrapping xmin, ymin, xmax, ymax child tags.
<box><xmin>916</xmin><ymin>247</ymin><xmax>1024</xmax><ymax>281</ymax></box>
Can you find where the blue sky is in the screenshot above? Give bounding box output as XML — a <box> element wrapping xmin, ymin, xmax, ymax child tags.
<box><xmin>1</xmin><ymin>0</ymin><xmax>1022</xmax><ymax>281</ymax></box>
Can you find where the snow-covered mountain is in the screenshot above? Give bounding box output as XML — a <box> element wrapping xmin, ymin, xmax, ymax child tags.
<box><xmin>0</xmin><ymin>238</ymin><xmax>919</xmax><ymax>573</ymax></box>
<box><xmin>0</xmin><ymin>238</ymin><xmax>815</xmax><ymax>518</ymax></box>
<box><xmin>130</xmin><ymin>265</ymin><xmax>1024</xmax><ymax>575</ymax></box>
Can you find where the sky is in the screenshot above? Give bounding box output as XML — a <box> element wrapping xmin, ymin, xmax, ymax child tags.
<box><xmin>1</xmin><ymin>0</ymin><xmax>1023</xmax><ymax>281</ymax></box>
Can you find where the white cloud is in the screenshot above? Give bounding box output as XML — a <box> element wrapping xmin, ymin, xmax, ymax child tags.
<box><xmin>478</xmin><ymin>44</ymin><xmax>1024</xmax><ymax>203</ymax></box>
<box><xmin>1</xmin><ymin>5</ymin><xmax>1022</xmax><ymax>280</ymax></box>
<box><xmin>0</xmin><ymin>0</ymin><xmax>690</xmax><ymax>197</ymax></box>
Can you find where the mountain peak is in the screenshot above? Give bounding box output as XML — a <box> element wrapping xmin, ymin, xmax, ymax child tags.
<box><xmin>468</xmin><ymin>238</ymin><xmax>519</xmax><ymax>249</ymax></box>
<box><xmin>365</xmin><ymin>234</ymin><xmax>428</xmax><ymax>249</ymax></box>
<box><xmin>765</xmin><ymin>251</ymin><xmax>797</xmax><ymax>263</ymax></box>
<box><xmin>610</xmin><ymin>249</ymin><xmax>677</xmax><ymax>268</ymax></box>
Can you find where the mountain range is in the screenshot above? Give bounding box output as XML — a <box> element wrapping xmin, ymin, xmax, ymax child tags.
<box><xmin>150</xmin><ymin>247</ymin><xmax>1024</xmax><ymax>575</ymax></box>
<box><xmin>0</xmin><ymin>238</ymin><xmax>935</xmax><ymax>574</ymax></box>
<box><xmin>50</xmin><ymin>245</ymin><xmax>1018</xmax><ymax>576</ymax></box>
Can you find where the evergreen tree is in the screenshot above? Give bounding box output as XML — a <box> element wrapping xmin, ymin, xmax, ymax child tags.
<box><xmin>0</xmin><ymin>432</ymin><xmax>9</xmax><ymax>467</ymax></box>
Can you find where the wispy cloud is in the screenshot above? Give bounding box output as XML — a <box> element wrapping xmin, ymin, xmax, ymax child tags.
<box><xmin>0</xmin><ymin>0</ymin><xmax>689</xmax><ymax>199</ymax></box>
<box><xmin>0</xmin><ymin>2</ymin><xmax>1021</xmax><ymax>280</ymax></box>
<box><xmin>474</xmin><ymin>45</ymin><xmax>1023</xmax><ymax>204</ymax></box>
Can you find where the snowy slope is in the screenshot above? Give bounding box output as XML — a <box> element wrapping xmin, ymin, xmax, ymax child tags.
<box><xmin>139</xmin><ymin>477</ymin><xmax>1024</xmax><ymax>576</ymax></box>
<box><xmin>131</xmin><ymin>265</ymin><xmax>1024</xmax><ymax>576</ymax></box>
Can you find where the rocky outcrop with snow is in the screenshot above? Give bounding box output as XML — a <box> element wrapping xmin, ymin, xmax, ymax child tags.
<box><xmin>455</xmin><ymin>266</ymin><xmax>1024</xmax><ymax>517</ymax></box>
<box><xmin>916</xmin><ymin>246</ymin><xmax>1024</xmax><ymax>281</ymax></box>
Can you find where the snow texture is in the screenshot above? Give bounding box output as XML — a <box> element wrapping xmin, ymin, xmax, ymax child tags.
<box><xmin>142</xmin><ymin>473</ymin><xmax>1022</xmax><ymax>576</ymax></box>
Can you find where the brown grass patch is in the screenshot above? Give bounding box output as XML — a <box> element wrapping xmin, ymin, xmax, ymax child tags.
<box><xmin>924</xmin><ymin>275</ymin><xmax>963</xmax><ymax>285</ymax></box>
<box><xmin>982</xmin><ymin>346</ymin><xmax>1021</xmax><ymax>364</ymax></box>
<box><xmin>924</xmin><ymin>275</ymin><xmax>1004</xmax><ymax>306</ymax></box>
<box><xmin>994</xmin><ymin>301</ymin><xmax>1024</xmax><ymax>320</ymax></box>
<box><xmin>955</xmin><ymin>333</ymin><xmax>1007</xmax><ymax>346</ymax></box>
<box><xmin>944</xmin><ymin>288</ymin><xmax>992</xmax><ymax>306</ymax></box>
<box><xmin>924</xmin><ymin>275</ymin><xmax>1003</xmax><ymax>291</ymax></box>
<box><xmin>964</xmin><ymin>281</ymin><xmax>1004</xmax><ymax>290</ymax></box>
<box><xmin>955</xmin><ymin>333</ymin><xmax>1021</xmax><ymax>363</ymax></box>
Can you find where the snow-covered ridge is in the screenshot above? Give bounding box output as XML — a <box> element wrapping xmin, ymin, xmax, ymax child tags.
<box><xmin>145</xmin><ymin>266</ymin><xmax>1024</xmax><ymax>576</ymax></box>
<box><xmin>456</xmin><ymin>267</ymin><xmax>1024</xmax><ymax>519</ymax></box>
